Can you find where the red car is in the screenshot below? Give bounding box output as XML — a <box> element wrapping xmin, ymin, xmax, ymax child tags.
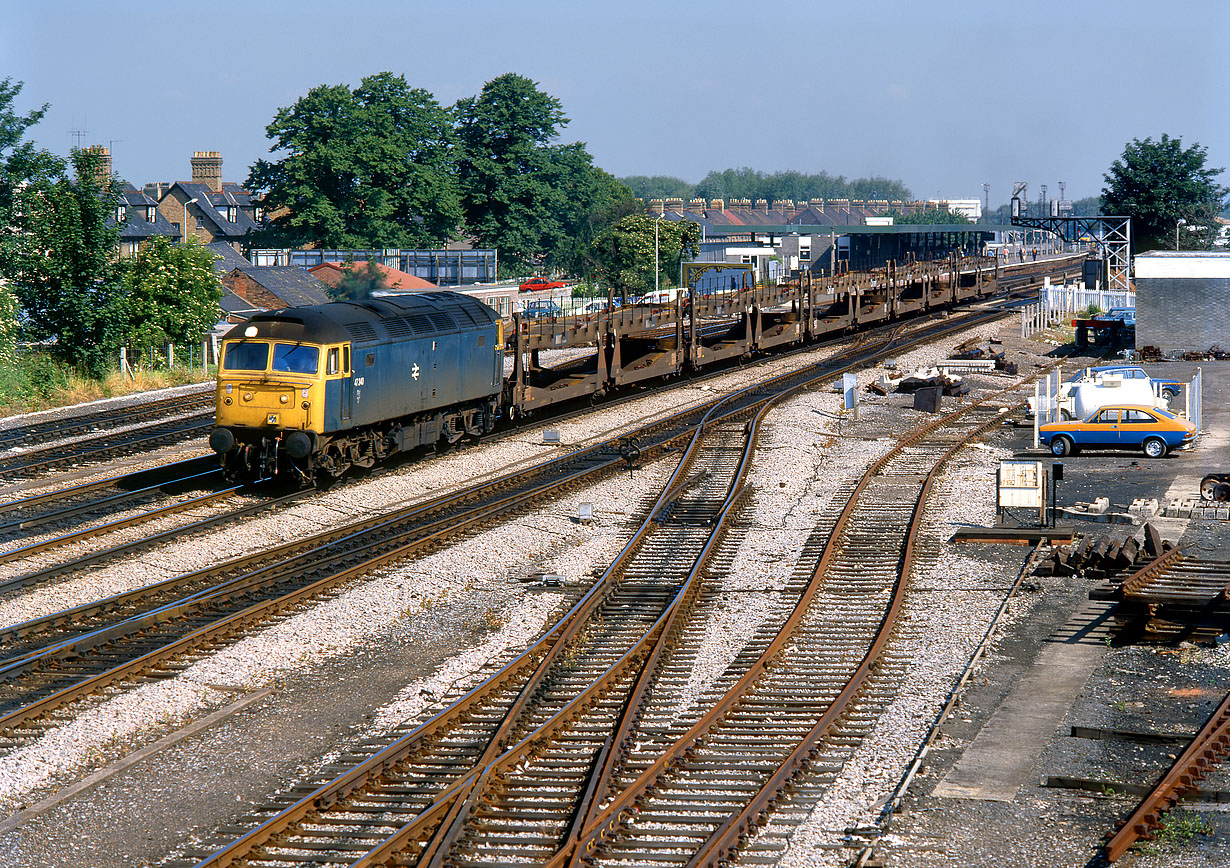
<box><xmin>519</xmin><ymin>277</ymin><xmax>568</xmax><ymax>293</ymax></box>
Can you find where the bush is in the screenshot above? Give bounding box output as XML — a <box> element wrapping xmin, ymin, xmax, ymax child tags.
<box><xmin>0</xmin><ymin>350</ymin><xmax>212</xmax><ymax>416</ymax></box>
<box><xmin>0</xmin><ymin>352</ymin><xmax>73</xmax><ymax>411</ymax></box>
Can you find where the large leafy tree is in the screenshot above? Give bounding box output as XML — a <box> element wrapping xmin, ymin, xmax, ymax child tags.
<box><xmin>590</xmin><ymin>215</ymin><xmax>701</xmax><ymax>298</ymax></box>
<box><xmin>454</xmin><ymin>73</ymin><xmax>631</xmax><ymax>273</ymax></box>
<box><xmin>248</xmin><ymin>72</ymin><xmax>461</xmax><ymax>249</ymax></box>
<box><xmin>116</xmin><ymin>237</ymin><xmax>222</xmax><ymax>348</ymax></box>
<box><xmin>1101</xmin><ymin>134</ymin><xmax>1228</xmax><ymax>251</ymax></box>
<box><xmin>10</xmin><ymin>147</ymin><xmax>123</xmax><ymax>372</ymax></box>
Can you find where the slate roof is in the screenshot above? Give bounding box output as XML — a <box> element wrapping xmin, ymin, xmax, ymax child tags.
<box><xmin>206</xmin><ymin>241</ymin><xmax>250</xmax><ymax>275</ymax></box>
<box><xmin>225</xmin><ymin>266</ymin><xmax>331</xmax><ymax>308</ymax></box>
<box><xmin>110</xmin><ymin>188</ymin><xmax>180</xmax><ymax>241</ymax></box>
<box><xmin>170</xmin><ymin>181</ymin><xmax>261</xmax><ymax>240</ymax></box>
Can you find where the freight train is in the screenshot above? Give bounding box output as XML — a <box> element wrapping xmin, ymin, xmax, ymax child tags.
<box><xmin>209</xmin><ymin>256</ymin><xmax>1083</xmax><ymax>483</ymax></box>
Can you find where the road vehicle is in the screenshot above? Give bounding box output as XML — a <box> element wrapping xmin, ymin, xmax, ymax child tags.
<box><xmin>519</xmin><ymin>277</ymin><xmax>568</xmax><ymax>293</ymax></box>
<box><xmin>522</xmin><ymin>300</ymin><xmax>564</xmax><ymax>319</ymax></box>
<box><xmin>1039</xmin><ymin>404</ymin><xmax>1196</xmax><ymax>458</ymax></box>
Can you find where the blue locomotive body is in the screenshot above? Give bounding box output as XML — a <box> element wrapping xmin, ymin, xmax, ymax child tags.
<box><xmin>211</xmin><ymin>291</ymin><xmax>502</xmax><ymax>481</ymax></box>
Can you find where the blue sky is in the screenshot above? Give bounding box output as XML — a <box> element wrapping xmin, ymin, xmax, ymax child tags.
<box><xmin>6</xmin><ymin>0</ymin><xmax>1226</xmax><ymax>207</ymax></box>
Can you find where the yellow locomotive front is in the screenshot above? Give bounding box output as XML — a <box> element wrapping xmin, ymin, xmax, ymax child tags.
<box><xmin>210</xmin><ymin>320</ymin><xmax>335</xmax><ymax>480</ymax></box>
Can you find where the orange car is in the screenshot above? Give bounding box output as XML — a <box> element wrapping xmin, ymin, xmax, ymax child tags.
<box><xmin>1039</xmin><ymin>404</ymin><xmax>1197</xmax><ymax>458</ymax></box>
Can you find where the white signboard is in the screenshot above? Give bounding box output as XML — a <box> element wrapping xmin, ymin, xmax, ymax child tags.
<box><xmin>998</xmin><ymin>460</ymin><xmax>1044</xmax><ymax>509</ymax></box>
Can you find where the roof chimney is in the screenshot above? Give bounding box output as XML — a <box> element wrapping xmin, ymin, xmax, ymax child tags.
<box><xmin>83</xmin><ymin>145</ymin><xmax>111</xmax><ymax>185</ymax></box>
<box><xmin>191</xmin><ymin>150</ymin><xmax>223</xmax><ymax>192</ymax></box>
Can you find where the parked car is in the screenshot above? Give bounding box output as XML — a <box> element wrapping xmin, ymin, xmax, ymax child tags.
<box><xmin>521</xmin><ymin>300</ymin><xmax>564</xmax><ymax>319</ymax></box>
<box><xmin>584</xmin><ymin>300</ymin><xmax>610</xmax><ymax>313</ymax></box>
<box><xmin>1039</xmin><ymin>404</ymin><xmax>1196</xmax><ymax>458</ymax></box>
<box><xmin>1072</xmin><ymin>364</ymin><xmax>1182</xmax><ymax>401</ymax></box>
<box><xmin>519</xmin><ymin>277</ymin><xmax>568</xmax><ymax>293</ymax></box>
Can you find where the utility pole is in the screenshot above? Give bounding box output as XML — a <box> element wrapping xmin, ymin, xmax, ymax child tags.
<box><xmin>982</xmin><ymin>183</ymin><xmax>990</xmax><ymax>221</ymax></box>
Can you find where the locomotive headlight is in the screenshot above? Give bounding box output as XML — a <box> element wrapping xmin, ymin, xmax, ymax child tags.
<box><xmin>223</xmin><ymin>397</ymin><xmax>232</xmax><ymax>405</ymax></box>
<box><xmin>280</xmin><ymin>394</ymin><xmax>289</xmax><ymax>404</ymax></box>
<box><xmin>301</xmin><ymin>402</ymin><xmax>310</xmax><ymax>410</ymax></box>
<box><xmin>243</xmin><ymin>392</ymin><xmax>254</xmax><ymax>402</ymax></box>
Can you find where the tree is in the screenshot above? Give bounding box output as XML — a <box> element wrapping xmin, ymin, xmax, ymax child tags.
<box><xmin>10</xmin><ymin>147</ymin><xmax>123</xmax><ymax>372</ymax></box>
<box><xmin>618</xmin><ymin>175</ymin><xmax>695</xmax><ymax>200</ymax></box>
<box><xmin>454</xmin><ymin>73</ymin><xmax>630</xmax><ymax>273</ymax></box>
<box><xmin>326</xmin><ymin>259</ymin><xmax>391</xmax><ymax>301</ymax></box>
<box><xmin>247</xmin><ymin>72</ymin><xmax>461</xmax><ymax>249</ymax></box>
<box><xmin>0</xmin><ymin>79</ymin><xmax>63</xmax><ymax>282</ymax></box>
<box><xmin>116</xmin><ymin>237</ymin><xmax>222</xmax><ymax>349</ymax></box>
<box><xmin>590</xmin><ymin>215</ymin><xmax>701</xmax><ymax>298</ymax></box>
<box><xmin>693</xmin><ymin>167</ymin><xmax>911</xmax><ymax>203</ymax></box>
<box><xmin>1101</xmin><ymin>134</ymin><xmax>1228</xmax><ymax>251</ymax></box>
<box><xmin>893</xmin><ymin>207</ymin><xmax>971</xmax><ymax>225</ymax></box>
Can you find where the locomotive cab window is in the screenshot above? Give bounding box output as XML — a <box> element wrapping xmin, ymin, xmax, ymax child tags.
<box><xmin>326</xmin><ymin>347</ymin><xmax>339</xmax><ymax>375</ymax></box>
<box><xmin>222</xmin><ymin>341</ymin><xmax>270</xmax><ymax>372</ymax></box>
<box><xmin>343</xmin><ymin>346</ymin><xmax>350</xmax><ymax>374</ymax></box>
<box><xmin>272</xmin><ymin>343</ymin><xmax>319</xmax><ymax>375</ymax></box>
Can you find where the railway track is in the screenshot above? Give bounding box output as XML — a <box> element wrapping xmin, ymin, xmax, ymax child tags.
<box><xmin>1100</xmin><ymin>553</ymin><xmax>1230</xmax><ymax>860</ymax></box>
<box><xmin>167</xmin><ymin>330</ymin><xmax>1034</xmax><ymax>868</ymax></box>
<box><xmin>0</xmin><ymin>390</ymin><xmax>211</xmax><ymax>453</ymax></box>
<box><xmin>0</xmin><ymin>414</ymin><xmax>213</xmax><ymax>484</ymax></box>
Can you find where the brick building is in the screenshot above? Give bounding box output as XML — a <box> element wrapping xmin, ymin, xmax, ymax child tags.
<box><xmin>155</xmin><ymin>151</ymin><xmax>262</xmax><ymax>251</ymax></box>
<box><xmin>221</xmin><ymin>266</ymin><xmax>330</xmax><ymax>311</ymax></box>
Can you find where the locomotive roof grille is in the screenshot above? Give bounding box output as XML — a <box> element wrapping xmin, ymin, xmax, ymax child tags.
<box><xmin>223</xmin><ymin>290</ymin><xmax>497</xmax><ymax>347</ymax></box>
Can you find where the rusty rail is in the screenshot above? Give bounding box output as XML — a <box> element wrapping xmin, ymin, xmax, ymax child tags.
<box><xmin>1104</xmin><ymin>690</ymin><xmax>1230</xmax><ymax>861</ymax></box>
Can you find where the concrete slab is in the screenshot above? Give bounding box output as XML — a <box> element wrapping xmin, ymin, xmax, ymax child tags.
<box><xmin>932</xmin><ymin>601</ymin><xmax>1113</xmax><ymax>801</ymax></box>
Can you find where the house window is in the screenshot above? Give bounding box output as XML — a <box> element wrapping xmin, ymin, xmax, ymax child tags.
<box><xmin>195</xmin><ymin>216</ymin><xmax>204</xmax><ymax>230</ymax></box>
<box><xmin>115</xmin><ymin>205</ymin><xmax>126</xmax><ymax>223</ymax></box>
<box><xmin>227</xmin><ymin>206</ymin><xmax>237</xmax><ymax>223</ymax></box>
<box><xmin>254</xmin><ymin>206</ymin><xmax>264</xmax><ymax>224</ymax></box>
<box><xmin>146</xmin><ymin>206</ymin><xmax>157</xmax><ymax>223</ymax></box>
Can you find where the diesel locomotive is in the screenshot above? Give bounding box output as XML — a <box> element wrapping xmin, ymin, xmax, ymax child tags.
<box><xmin>210</xmin><ymin>292</ymin><xmax>503</xmax><ymax>482</ymax></box>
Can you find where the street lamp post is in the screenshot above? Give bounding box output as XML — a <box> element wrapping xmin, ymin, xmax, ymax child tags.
<box><xmin>182</xmin><ymin>197</ymin><xmax>199</xmax><ymax>243</ymax></box>
<box><xmin>1176</xmin><ymin>218</ymin><xmax>1187</xmax><ymax>250</ymax></box>
<box><xmin>654</xmin><ymin>213</ymin><xmax>664</xmax><ymax>295</ymax></box>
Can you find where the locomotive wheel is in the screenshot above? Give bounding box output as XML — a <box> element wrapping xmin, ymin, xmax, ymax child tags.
<box><xmin>1216</xmin><ymin>482</ymin><xmax>1230</xmax><ymax>503</ymax></box>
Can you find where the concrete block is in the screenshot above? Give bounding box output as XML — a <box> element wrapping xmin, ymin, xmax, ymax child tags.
<box><xmin>1217</xmin><ymin>507</ymin><xmax>1230</xmax><ymax>521</ymax></box>
<box><xmin>1091</xmin><ymin>497</ymin><xmax>1109</xmax><ymax>514</ymax></box>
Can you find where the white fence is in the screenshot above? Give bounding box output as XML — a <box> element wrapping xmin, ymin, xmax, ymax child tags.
<box><xmin>1040</xmin><ymin>281</ymin><xmax>1134</xmax><ymax>317</ymax></box>
<box><xmin>1021</xmin><ymin>281</ymin><xmax>1135</xmax><ymax>339</ymax></box>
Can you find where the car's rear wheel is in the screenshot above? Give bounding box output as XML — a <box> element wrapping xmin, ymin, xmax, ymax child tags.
<box><xmin>1162</xmin><ymin>387</ymin><xmax>1178</xmax><ymax>401</ymax></box>
<box><xmin>1050</xmin><ymin>436</ymin><xmax>1073</xmax><ymax>457</ymax></box>
<box><xmin>1142</xmin><ymin>436</ymin><xmax>1168</xmax><ymax>459</ymax></box>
